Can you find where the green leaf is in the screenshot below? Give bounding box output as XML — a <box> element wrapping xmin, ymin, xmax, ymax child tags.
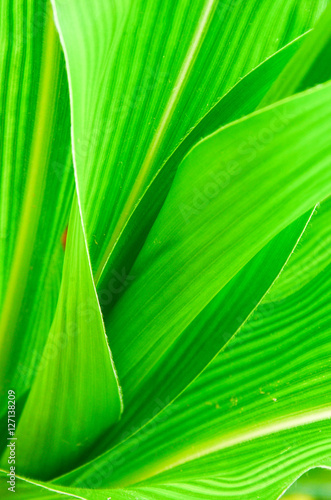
<box><xmin>53</xmin><ymin>81</ymin><xmax>331</xmax><ymax>491</ymax></box>
<box><xmin>2</xmin><ymin>0</ymin><xmax>331</xmax><ymax>497</ymax></box>
<box><xmin>284</xmin><ymin>467</ymin><xmax>331</xmax><ymax>499</ymax></box>
<box><xmin>0</xmin><ymin>0</ymin><xmax>74</xmax><ymax>412</ymax></box>
<box><xmin>96</xmin><ymin>33</ymin><xmax>306</xmax><ymax>301</ymax></box>
<box><xmin>53</xmin><ymin>200</ymin><xmax>331</xmax><ymax>500</ymax></box>
<box><xmin>63</xmin><ymin>20</ymin><xmax>331</xmax><ymax>461</ymax></box>
<box><xmin>51</xmin><ymin>0</ymin><xmax>327</xmax><ymax>280</ymax></box>
<box><xmin>0</xmin><ymin>200</ymin><xmax>123</xmax><ymax>480</ymax></box>
<box><xmin>100</xmin><ymin>80</ymin><xmax>331</xmax><ymax>429</ymax></box>
<box><xmin>98</xmin><ymin>6</ymin><xmax>331</xmax><ymax>314</ymax></box>
<box><xmin>47</xmin><ymin>1</ymin><xmax>331</xmax><ymax>462</ymax></box>
<box><xmin>92</xmin><ymin>211</ymin><xmax>311</xmax><ymax>458</ymax></box>
<box><xmin>76</xmin><ymin>28</ymin><xmax>331</xmax><ymax>457</ymax></box>
<box><xmin>0</xmin><ymin>0</ymin><xmax>123</xmax><ymax>480</ymax></box>
<box><xmin>0</xmin><ymin>470</ymin><xmax>89</xmax><ymax>499</ymax></box>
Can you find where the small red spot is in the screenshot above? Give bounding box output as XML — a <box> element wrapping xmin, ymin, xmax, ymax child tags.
<box><xmin>61</xmin><ymin>226</ymin><xmax>68</xmax><ymax>250</ymax></box>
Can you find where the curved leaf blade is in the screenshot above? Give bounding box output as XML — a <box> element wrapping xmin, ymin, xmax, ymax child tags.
<box><xmin>1</xmin><ymin>201</ymin><xmax>123</xmax><ymax>480</ymax></box>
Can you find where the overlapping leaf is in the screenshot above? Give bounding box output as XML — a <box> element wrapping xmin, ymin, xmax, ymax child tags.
<box><xmin>48</xmin><ymin>0</ymin><xmax>331</xmax><ymax>461</ymax></box>
<box><xmin>0</xmin><ymin>0</ymin><xmax>74</xmax><ymax>418</ymax></box>
<box><xmin>96</xmin><ymin>33</ymin><xmax>307</xmax><ymax>299</ymax></box>
<box><xmin>1</xmin><ymin>0</ymin><xmax>331</xmax><ymax>498</ymax></box>
<box><xmin>0</xmin><ymin>0</ymin><xmax>122</xmax><ymax>482</ymax></box>
<box><xmin>97</xmin><ymin>81</ymin><xmax>331</xmax><ymax>443</ymax></box>
<box><xmin>266</xmin><ymin>197</ymin><xmax>331</xmax><ymax>302</ymax></box>
<box><xmin>0</xmin><ymin>200</ymin><xmax>123</xmax><ymax>480</ymax></box>
<box><xmin>51</xmin><ymin>0</ymin><xmax>327</xmax><ymax>279</ymax></box>
<box><xmin>53</xmin><ymin>199</ymin><xmax>331</xmax><ymax>499</ymax></box>
<box><xmin>284</xmin><ymin>467</ymin><xmax>331</xmax><ymax>499</ymax></box>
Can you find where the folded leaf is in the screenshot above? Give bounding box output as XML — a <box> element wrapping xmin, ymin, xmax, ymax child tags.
<box><xmin>97</xmin><ymin>33</ymin><xmax>306</xmax><ymax>302</ymax></box>
<box><xmin>102</xmin><ymin>81</ymin><xmax>331</xmax><ymax>424</ymax></box>
<box><xmin>1</xmin><ymin>200</ymin><xmax>123</xmax><ymax>480</ymax></box>
<box><xmin>284</xmin><ymin>467</ymin><xmax>331</xmax><ymax>498</ymax></box>
<box><xmin>92</xmin><ymin>210</ymin><xmax>313</xmax><ymax>458</ymax></box>
<box><xmin>0</xmin><ymin>0</ymin><xmax>74</xmax><ymax>415</ymax></box>
<box><xmin>98</xmin><ymin>6</ymin><xmax>331</xmax><ymax>314</ymax></box>
<box><xmin>56</xmin><ymin>203</ymin><xmax>331</xmax><ymax>500</ymax></box>
<box><xmin>0</xmin><ymin>470</ymin><xmax>88</xmax><ymax>499</ymax></box>
<box><xmin>259</xmin><ymin>1</ymin><xmax>331</xmax><ymax>107</ymax></box>
<box><xmin>90</xmin><ymin>24</ymin><xmax>331</xmax><ymax>457</ymax></box>
<box><xmin>51</xmin><ymin>0</ymin><xmax>326</xmax><ymax>279</ymax></box>
<box><xmin>54</xmin><ymin>81</ymin><xmax>331</xmax><ymax>488</ymax></box>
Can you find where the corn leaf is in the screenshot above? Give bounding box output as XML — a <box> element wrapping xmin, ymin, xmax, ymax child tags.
<box><xmin>98</xmin><ymin>81</ymin><xmax>331</xmax><ymax>438</ymax></box>
<box><xmin>1</xmin><ymin>0</ymin><xmax>331</xmax><ymax>498</ymax></box>
<box><xmin>266</xmin><ymin>196</ymin><xmax>331</xmax><ymax>302</ymax></box>
<box><xmin>0</xmin><ymin>200</ymin><xmax>123</xmax><ymax>480</ymax></box>
<box><xmin>48</xmin><ymin>0</ymin><xmax>331</xmax><ymax>459</ymax></box>
<box><xmin>0</xmin><ymin>0</ymin><xmax>122</xmax><ymax>481</ymax></box>
<box><xmin>96</xmin><ymin>33</ymin><xmax>307</xmax><ymax>304</ymax></box>
<box><xmin>53</xmin><ymin>200</ymin><xmax>331</xmax><ymax>499</ymax></box>
<box><xmin>0</xmin><ymin>0</ymin><xmax>74</xmax><ymax>414</ymax></box>
<box><xmin>51</xmin><ymin>0</ymin><xmax>326</xmax><ymax>280</ymax></box>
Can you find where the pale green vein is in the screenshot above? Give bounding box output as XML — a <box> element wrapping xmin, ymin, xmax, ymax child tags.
<box><xmin>116</xmin><ymin>407</ymin><xmax>331</xmax><ymax>487</ymax></box>
<box><xmin>0</xmin><ymin>4</ymin><xmax>60</xmax><ymax>382</ymax></box>
<box><xmin>94</xmin><ymin>0</ymin><xmax>218</xmax><ymax>281</ymax></box>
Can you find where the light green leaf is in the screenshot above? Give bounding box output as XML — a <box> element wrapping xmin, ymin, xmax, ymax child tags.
<box><xmin>96</xmin><ymin>33</ymin><xmax>306</xmax><ymax>299</ymax></box>
<box><xmin>259</xmin><ymin>1</ymin><xmax>331</xmax><ymax>107</ymax></box>
<box><xmin>51</xmin><ymin>0</ymin><xmax>327</xmax><ymax>281</ymax></box>
<box><xmin>101</xmin><ymin>81</ymin><xmax>331</xmax><ymax>430</ymax></box>
<box><xmin>93</xmin><ymin>211</ymin><xmax>312</xmax><ymax>458</ymax></box>
<box><xmin>47</xmin><ymin>0</ymin><xmax>331</xmax><ymax>461</ymax></box>
<box><xmin>284</xmin><ymin>467</ymin><xmax>331</xmax><ymax>499</ymax></box>
<box><xmin>81</xmin><ymin>32</ymin><xmax>313</xmax><ymax>447</ymax></box>
<box><xmin>53</xmin><ymin>201</ymin><xmax>331</xmax><ymax>500</ymax></box>
<box><xmin>72</xmin><ymin>20</ymin><xmax>331</xmax><ymax>459</ymax></box>
<box><xmin>0</xmin><ymin>200</ymin><xmax>123</xmax><ymax>480</ymax></box>
<box><xmin>0</xmin><ymin>0</ymin><xmax>74</xmax><ymax>412</ymax></box>
<box><xmin>53</xmin><ymin>81</ymin><xmax>331</xmax><ymax>492</ymax></box>
<box><xmin>97</xmin><ymin>5</ymin><xmax>331</xmax><ymax>313</ymax></box>
<box><xmin>2</xmin><ymin>1</ymin><xmax>331</xmax><ymax>498</ymax></box>
<box><xmin>0</xmin><ymin>469</ymin><xmax>145</xmax><ymax>500</ymax></box>
<box><xmin>0</xmin><ymin>469</ymin><xmax>89</xmax><ymax>499</ymax></box>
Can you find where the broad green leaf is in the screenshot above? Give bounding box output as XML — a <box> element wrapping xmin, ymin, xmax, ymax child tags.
<box><xmin>92</xmin><ymin>211</ymin><xmax>312</xmax><ymax>459</ymax></box>
<box><xmin>54</xmin><ymin>82</ymin><xmax>331</xmax><ymax>490</ymax></box>
<box><xmin>1</xmin><ymin>0</ymin><xmax>331</xmax><ymax>496</ymax></box>
<box><xmin>96</xmin><ymin>33</ymin><xmax>306</xmax><ymax>300</ymax></box>
<box><xmin>83</xmin><ymin>24</ymin><xmax>331</xmax><ymax>459</ymax></box>
<box><xmin>4</xmin><ymin>189</ymin><xmax>331</xmax><ymax>500</ymax></box>
<box><xmin>98</xmin><ymin>7</ymin><xmax>331</xmax><ymax>312</ymax></box>
<box><xmin>48</xmin><ymin>1</ymin><xmax>331</xmax><ymax>461</ymax></box>
<box><xmin>8</xmin><ymin>468</ymin><xmax>330</xmax><ymax>500</ymax></box>
<box><xmin>54</xmin><ymin>206</ymin><xmax>331</xmax><ymax>499</ymax></box>
<box><xmin>0</xmin><ymin>470</ymin><xmax>89</xmax><ymax>499</ymax></box>
<box><xmin>0</xmin><ymin>0</ymin><xmax>122</xmax><ymax>481</ymax></box>
<box><xmin>0</xmin><ymin>200</ymin><xmax>123</xmax><ymax>480</ymax></box>
<box><xmin>51</xmin><ymin>0</ymin><xmax>327</xmax><ymax>281</ymax></box>
<box><xmin>101</xmin><ymin>82</ymin><xmax>331</xmax><ymax>431</ymax></box>
<box><xmin>0</xmin><ymin>0</ymin><xmax>74</xmax><ymax>414</ymax></box>
<box><xmin>0</xmin><ymin>470</ymin><xmax>141</xmax><ymax>500</ymax></box>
